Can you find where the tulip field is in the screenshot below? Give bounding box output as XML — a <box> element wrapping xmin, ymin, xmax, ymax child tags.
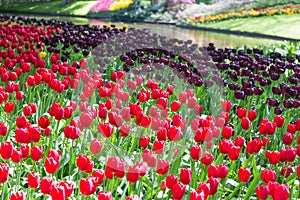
<box><xmin>0</xmin><ymin>15</ymin><xmax>300</xmax><ymax>200</ymax></box>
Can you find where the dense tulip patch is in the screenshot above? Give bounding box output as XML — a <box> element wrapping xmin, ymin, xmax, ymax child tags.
<box><xmin>0</xmin><ymin>14</ymin><xmax>299</xmax><ymax>199</ymax></box>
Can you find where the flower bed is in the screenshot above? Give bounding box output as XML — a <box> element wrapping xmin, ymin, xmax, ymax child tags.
<box><xmin>183</xmin><ymin>5</ymin><xmax>300</xmax><ymax>25</ymax></box>
<box><xmin>0</xmin><ymin>14</ymin><xmax>299</xmax><ymax>200</ymax></box>
<box><xmin>90</xmin><ymin>0</ymin><xmax>133</xmax><ymax>12</ymax></box>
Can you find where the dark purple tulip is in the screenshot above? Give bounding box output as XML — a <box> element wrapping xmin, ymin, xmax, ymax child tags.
<box><xmin>254</xmin><ymin>87</ymin><xmax>264</xmax><ymax>95</ymax></box>
<box><xmin>293</xmin><ymin>101</ymin><xmax>300</xmax><ymax>108</ymax></box>
<box><xmin>270</xmin><ymin>73</ymin><xmax>280</xmax><ymax>80</ymax></box>
<box><xmin>289</xmin><ymin>76</ymin><xmax>298</xmax><ymax>84</ymax></box>
<box><xmin>274</xmin><ymin>107</ymin><xmax>283</xmax><ymax>115</ymax></box>
<box><xmin>244</xmin><ymin>88</ymin><xmax>254</xmax><ymax>96</ymax></box>
<box><xmin>283</xmin><ymin>100</ymin><xmax>293</xmax><ymax>109</ymax></box>
<box><xmin>272</xmin><ymin>87</ymin><xmax>281</xmax><ymax>95</ymax></box>
<box><xmin>234</xmin><ymin>90</ymin><xmax>245</xmax><ymax>100</ymax></box>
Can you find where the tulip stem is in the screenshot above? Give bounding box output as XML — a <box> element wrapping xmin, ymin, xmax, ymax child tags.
<box><xmin>16</xmin><ymin>162</ymin><xmax>21</xmax><ymax>191</ymax></box>
<box><xmin>150</xmin><ymin>171</ymin><xmax>157</xmax><ymax>199</ymax></box>
<box><xmin>68</xmin><ymin>140</ymin><xmax>73</xmax><ymax>181</ymax></box>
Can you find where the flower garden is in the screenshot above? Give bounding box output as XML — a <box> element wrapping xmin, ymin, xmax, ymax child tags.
<box><xmin>0</xmin><ymin>13</ymin><xmax>300</xmax><ymax>200</ymax></box>
<box><xmin>184</xmin><ymin>5</ymin><xmax>300</xmax><ymax>25</ymax></box>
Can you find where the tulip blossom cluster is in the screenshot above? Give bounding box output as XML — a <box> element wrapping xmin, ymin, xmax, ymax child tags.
<box><xmin>0</xmin><ymin>15</ymin><xmax>299</xmax><ymax>200</ymax></box>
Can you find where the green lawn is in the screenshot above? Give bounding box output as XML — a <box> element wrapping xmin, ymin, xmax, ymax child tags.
<box><xmin>195</xmin><ymin>14</ymin><xmax>300</xmax><ymax>40</ymax></box>
<box><xmin>0</xmin><ymin>0</ymin><xmax>97</xmax><ymax>16</ymax></box>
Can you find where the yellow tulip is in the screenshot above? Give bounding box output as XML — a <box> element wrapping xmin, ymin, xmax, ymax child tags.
<box><xmin>39</xmin><ymin>52</ymin><xmax>46</xmax><ymax>59</ymax></box>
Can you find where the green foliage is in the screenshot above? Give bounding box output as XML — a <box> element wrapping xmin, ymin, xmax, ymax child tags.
<box><xmin>195</xmin><ymin>0</ymin><xmax>212</xmax><ymax>4</ymax></box>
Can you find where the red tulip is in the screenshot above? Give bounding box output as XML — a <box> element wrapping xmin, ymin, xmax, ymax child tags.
<box><xmin>283</xmin><ymin>132</ymin><xmax>294</xmax><ymax>145</ymax></box>
<box><xmin>287</xmin><ymin>123</ymin><xmax>297</xmax><ymax>134</ymax></box>
<box><xmin>237</xmin><ymin>107</ymin><xmax>247</xmax><ymax>119</ymax></box>
<box><xmin>219</xmin><ymin>139</ymin><xmax>233</xmax><ymax>154</ymax></box>
<box><xmin>90</xmin><ymin>139</ymin><xmax>103</xmax><ymax>155</ymax></box>
<box><xmin>207</xmin><ymin>177</ymin><xmax>219</xmax><ymax>195</ymax></box>
<box><xmin>23</xmin><ymin>105</ymin><xmax>32</xmax><ymax>116</ymax></box>
<box><xmin>256</xmin><ymin>185</ymin><xmax>269</xmax><ymax>200</ymax></box>
<box><xmin>11</xmin><ymin>149</ymin><xmax>22</xmax><ymax>163</ymax></box>
<box><xmin>98</xmin><ymin>122</ymin><xmax>113</xmax><ymax>138</ymax></box>
<box><xmin>157</xmin><ymin>97</ymin><xmax>168</xmax><ymax>110</ymax></box>
<box><xmin>139</xmin><ymin>136</ymin><xmax>150</xmax><ymax>148</ymax></box>
<box><xmin>272</xmin><ymin>184</ymin><xmax>290</xmax><ymax>200</ymax></box>
<box><xmin>126</xmin><ymin>195</ymin><xmax>140</xmax><ymax>200</ymax></box>
<box><xmin>38</xmin><ymin>116</ymin><xmax>50</xmax><ymax>129</ymax></box>
<box><xmin>15</xmin><ymin>91</ymin><xmax>24</xmax><ymax>101</ymax></box>
<box><xmin>285</xmin><ymin>146</ymin><xmax>297</xmax><ymax>162</ymax></box>
<box><xmin>187</xmin><ymin>97</ymin><xmax>197</xmax><ymax>108</ymax></box>
<box><xmin>30</xmin><ymin>146</ymin><xmax>43</xmax><ymax>161</ymax></box>
<box><xmin>0</xmin><ymin>141</ymin><xmax>13</xmax><ymax>160</ymax></box>
<box><xmin>201</xmin><ymin>152</ymin><xmax>214</xmax><ymax>166</ymax></box>
<box><xmin>246</xmin><ymin>138</ymin><xmax>263</xmax><ymax>154</ymax></box>
<box><xmin>190</xmin><ymin>145</ymin><xmax>202</xmax><ymax>160</ymax></box>
<box><xmin>194</xmin><ymin>104</ymin><xmax>203</xmax><ymax>115</ymax></box>
<box><xmin>28</xmin><ymin>171</ymin><xmax>40</xmax><ymax>188</ymax></box>
<box><xmin>0</xmin><ymin>163</ymin><xmax>9</xmax><ymax>184</ymax></box>
<box><xmin>172</xmin><ymin>114</ymin><xmax>182</xmax><ymax>127</ymax></box>
<box><xmin>241</xmin><ymin>117</ymin><xmax>250</xmax><ymax>130</ymax></box>
<box><xmin>190</xmin><ymin>190</ymin><xmax>205</xmax><ymax>200</ymax></box>
<box><xmin>16</xmin><ymin>116</ymin><xmax>27</xmax><ymax>128</ymax></box>
<box><xmin>281</xmin><ymin>165</ymin><xmax>293</xmax><ymax>178</ymax></box>
<box><xmin>50</xmin><ymin>184</ymin><xmax>66</xmax><ymax>200</ymax></box>
<box><xmin>221</xmin><ymin>100</ymin><xmax>231</xmax><ymax>112</ymax></box>
<box><xmin>234</xmin><ymin>136</ymin><xmax>245</xmax><ymax>147</ymax></box>
<box><xmin>197</xmin><ymin>182</ymin><xmax>210</xmax><ymax>198</ymax></box>
<box><xmin>153</xmin><ymin>140</ymin><xmax>164</xmax><ymax>154</ymax></box>
<box><xmin>238</xmin><ymin>167</ymin><xmax>251</xmax><ymax>182</ymax></box>
<box><xmin>267</xmin><ymin>150</ymin><xmax>280</xmax><ymax>164</ymax></box>
<box><xmin>10</xmin><ymin>191</ymin><xmax>25</xmax><ymax>200</ymax></box>
<box><xmin>138</xmin><ymin>88</ymin><xmax>150</xmax><ymax>103</ymax></box>
<box><xmin>208</xmin><ymin>165</ymin><xmax>218</xmax><ymax>178</ymax></box>
<box><xmin>274</xmin><ymin>115</ymin><xmax>285</xmax><ymax>128</ymax></box>
<box><xmin>98</xmin><ymin>191</ymin><xmax>113</xmax><ymax>200</ymax></box>
<box><xmin>172</xmin><ymin>182</ymin><xmax>186</xmax><ymax>199</ymax></box>
<box><xmin>171</xmin><ymin>100</ymin><xmax>181</xmax><ymax>112</ymax></box>
<box><xmin>222</xmin><ymin>125</ymin><xmax>233</xmax><ymax>139</ymax></box>
<box><xmin>120</xmin><ymin>124</ymin><xmax>130</xmax><ymax>137</ymax></box>
<box><xmin>40</xmin><ymin>177</ymin><xmax>53</xmax><ymax>194</ymax></box>
<box><xmin>92</xmin><ymin>170</ymin><xmax>105</xmax><ymax>185</ymax></box>
<box><xmin>80</xmin><ymin>177</ymin><xmax>97</xmax><ymax>195</ymax></box>
<box><xmin>45</xmin><ymin>157</ymin><xmax>60</xmax><ymax>174</ymax></box>
<box><xmin>0</xmin><ymin>123</ymin><xmax>7</xmax><ymax>136</ymax></box>
<box><xmin>166</xmin><ymin>174</ymin><xmax>178</xmax><ymax>189</ymax></box>
<box><xmin>228</xmin><ymin>145</ymin><xmax>241</xmax><ymax>160</ymax></box>
<box><xmin>98</xmin><ymin>104</ymin><xmax>108</xmax><ymax>119</ymax></box>
<box><xmin>76</xmin><ymin>154</ymin><xmax>94</xmax><ymax>173</ymax></box>
<box><xmin>180</xmin><ymin>168</ymin><xmax>192</xmax><ymax>185</ymax></box>
<box><xmin>218</xmin><ymin>164</ymin><xmax>228</xmax><ymax>178</ymax></box>
<box><xmin>296</xmin><ymin>118</ymin><xmax>300</xmax><ymax>131</ymax></box>
<box><xmin>4</xmin><ymin>102</ymin><xmax>14</xmax><ymax>113</ymax></box>
<box><xmin>167</xmin><ymin>126</ymin><xmax>182</xmax><ymax>141</ymax></box>
<box><xmin>296</xmin><ymin>165</ymin><xmax>300</xmax><ymax>178</ymax></box>
<box><xmin>178</xmin><ymin>92</ymin><xmax>187</xmax><ymax>103</ymax></box>
<box><xmin>156</xmin><ymin>159</ymin><xmax>169</xmax><ymax>175</ymax></box>
<box><xmin>126</xmin><ymin>164</ymin><xmax>140</xmax><ymax>183</ymax></box>
<box><xmin>261</xmin><ymin>169</ymin><xmax>276</xmax><ymax>183</ymax></box>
